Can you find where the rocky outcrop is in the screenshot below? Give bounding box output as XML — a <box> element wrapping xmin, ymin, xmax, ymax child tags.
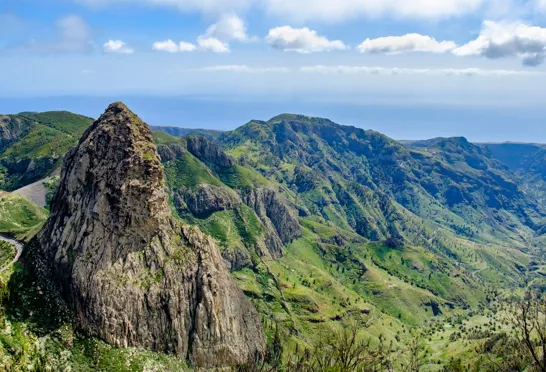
<box><xmin>186</xmin><ymin>136</ymin><xmax>234</xmax><ymax>168</ymax></box>
<box><xmin>243</xmin><ymin>188</ymin><xmax>301</xmax><ymax>258</ymax></box>
<box><xmin>174</xmin><ymin>184</ymin><xmax>241</xmax><ymax>218</ymax></box>
<box><xmin>156</xmin><ymin>143</ymin><xmax>186</xmax><ymax>162</ymax></box>
<box><xmin>37</xmin><ymin>102</ymin><xmax>265</xmax><ymax>366</ymax></box>
<box><xmin>0</xmin><ymin>115</ymin><xmax>32</xmax><ymax>152</ymax></box>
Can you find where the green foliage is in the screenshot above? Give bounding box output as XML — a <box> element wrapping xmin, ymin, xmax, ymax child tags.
<box><xmin>0</xmin><ymin>193</ymin><xmax>48</xmax><ymax>241</ymax></box>
<box><xmin>19</xmin><ymin>111</ymin><xmax>92</xmax><ymax>137</ymax></box>
<box><xmin>0</xmin><ymin>241</ymin><xmax>15</xmax><ymax>269</ymax></box>
<box><xmin>164</xmin><ymin>152</ymin><xmax>224</xmax><ymax>189</ymax></box>
<box><xmin>0</xmin><ymin>111</ymin><xmax>92</xmax><ymax>191</ymax></box>
<box><xmin>152</xmin><ymin>131</ymin><xmax>182</xmax><ymax>145</ymax></box>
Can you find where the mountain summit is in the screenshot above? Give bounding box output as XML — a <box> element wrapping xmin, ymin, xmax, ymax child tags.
<box><xmin>36</xmin><ymin>102</ymin><xmax>265</xmax><ymax>366</ymax></box>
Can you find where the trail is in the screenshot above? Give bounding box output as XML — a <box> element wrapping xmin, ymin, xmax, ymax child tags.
<box><xmin>0</xmin><ymin>234</ymin><xmax>22</xmax><ymax>274</ymax></box>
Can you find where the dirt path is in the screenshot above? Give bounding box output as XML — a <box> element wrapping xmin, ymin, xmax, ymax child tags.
<box><xmin>0</xmin><ymin>234</ymin><xmax>22</xmax><ymax>274</ymax></box>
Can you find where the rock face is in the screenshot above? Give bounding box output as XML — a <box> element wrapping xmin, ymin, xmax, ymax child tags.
<box><xmin>243</xmin><ymin>188</ymin><xmax>301</xmax><ymax>258</ymax></box>
<box><xmin>186</xmin><ymin>136</ymin><xmax>234</xmax><ymax>168</ymax></box>
<box><xmin>174</xmin><ymin>184</ymin><xmax>241</xmax><ymax>218</ymax></box>
<box><xmin>37</xmin><ymin>102</ymin><xmax>265</xmax><ymax>366</ymax></box>
<box><xmin>156</xmin><ymin>143</ymin><xmax>186</xmax><ymax>162</ymax></box>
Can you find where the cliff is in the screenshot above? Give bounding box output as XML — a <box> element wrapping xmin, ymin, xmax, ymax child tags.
<box><xmin>36</xmin><ymin>102</ymin><xmax>265</xmax><ymax>366</ymax></box>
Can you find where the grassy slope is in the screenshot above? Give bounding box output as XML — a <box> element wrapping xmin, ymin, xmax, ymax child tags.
<box><xmin>0</xmin><ymin>111</ymin><xmax>92</xmax><ymax>191</ymax></box>
<box><xmin>157</xmin><ymin>130</ymin><xmax>513</xmax><ymax>364</ymax></box>
<box><xmin>211</xmin><ymin>116</ymin><xmax>546</xmax><ymax>359</ymax></box>
<box><xmin>0</xmin><ymin>241</ymin><xmax>16</xmax><ymax>268</ymax></box>
<box><xmin>0</xmin><ymin>193</ymin><xmax>48</xmax><ymax>241</ymax></box>
<box><xmin>0</xmin><ymin>114</ymin><xmax>543</xmax><ymax>369</ymax></box>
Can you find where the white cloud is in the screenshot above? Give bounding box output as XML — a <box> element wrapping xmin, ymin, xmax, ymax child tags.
<box><xmin>152</xmin><ymin>39</ymin><xmax>197</xmax><ymax>52</ymax></box>
<box><xmin>453</xmin><ymin>21</ymin><xmax>546</xmax><ymax>66</ymax></box>
<box><xmin>103</xmin><ymin>40</ymin><xmax>134</xmax><ymax>54</ymax></box>
<box><xmin>358</xmin><ymin>34</ymin><xmax>457</xmax><ymax>54</ymax></box>
<box><xmin>152</xmin><ymin>37</ymin><xmax>229</xmax><ymax>53</ymax></box>
<box><xmin>178</xmin><ymin>41</ymin><xmax>198</xmax><ymax>52</ymax></box>
<box><xmin>299</xmin><ymin>65</ymin><xmax>534</xmax><ymax>76</ymax></box>
<box><xmin>152</xmin><ymin>15</ymin><xmax>244</xmax><ymax>54</ymax></box>
<box><xmin>153</xmin><ymin>39</ymin><xmax>179</xmax><ymax>53</ymax></box>
<box><xmin>194</xmin><ymin>65</ymin><xmax>291</xmax><ymax>73</ymax></box>
<box><xmin>266</xmin><ymin>26</ymin><xmax>348</xmax><ymax>53</ymax></box>
<box><xmin>203</xmin><ymin>14</ymin><xmax>253</xmax><ymax>42</ymax></box>
<box><xmin>264</xmin><ymin>0</ymin><xmax>486</xmax><ymax>22</ymax></box>
<box><xmin>536</xmin><ymin>0</ymin><xmax>546</xmax><ymax>11</ymax></box>
<box><xmin>197</xmin><ymin>36</ymin><xmax>230</xmax><ymax>52</ymax></box>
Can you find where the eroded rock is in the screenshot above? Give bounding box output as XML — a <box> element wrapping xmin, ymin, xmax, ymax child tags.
<box><xmin>37</xmin><ymin>102</ymin><xmax>265</xmax><ymax>367</ymax></box>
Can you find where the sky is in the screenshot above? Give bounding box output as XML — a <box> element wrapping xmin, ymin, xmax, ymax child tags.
<box><xmin>1</xmin><ymin>0</ymin><xmax>546</xmax><ymax>141</ymax></box>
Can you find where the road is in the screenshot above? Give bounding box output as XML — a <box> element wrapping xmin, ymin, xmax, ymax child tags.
<box><xmin>0</xmin><ymin>234</ymin><xmax>22</xmax><ymax>274</ymax></box>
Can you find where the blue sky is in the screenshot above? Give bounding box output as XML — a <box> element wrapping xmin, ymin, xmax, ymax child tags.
<box><xmin>1</xmin><ymin>0</ymin><xmax>546</xmax><ymax>141</ymax></box>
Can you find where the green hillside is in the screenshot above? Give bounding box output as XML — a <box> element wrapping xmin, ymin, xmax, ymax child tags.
<box><xmin>0</xmin><ymin>111</ymin><xmax>93</xmax><ymax>191</ymax></box>
<box><xmin>155</xmin><ymin>117</ymin><xmax>546</xmax><ymax>365</ymax></box>
<box><xmin>1</xmin><ymin>109</ymin><xmax>546</xmax><ymax>370</ymax></box>
<box><xmin>0</xmin><ymin>192</ymin><xmax>48</xmax><ymax>241</ymax></box>
<box><xmin>151</xmin><ymin>125</ymin><xmax>222</xmax><ymax>141</ymax></box>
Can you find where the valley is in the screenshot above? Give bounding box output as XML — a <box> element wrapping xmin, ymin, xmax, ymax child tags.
<box><xmin>0</xmin><ymin>104</ymin><xmax>545</xmax><ymax>370</ymax></box>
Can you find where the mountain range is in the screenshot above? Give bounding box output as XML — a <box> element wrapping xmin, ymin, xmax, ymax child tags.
<box><xmin>0</xmin><ymin>104</ymin><xmax>545</xmax><ymax>369</ymax></box>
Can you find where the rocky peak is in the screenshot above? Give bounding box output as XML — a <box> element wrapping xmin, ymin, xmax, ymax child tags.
<box><xmin>37</xmin><ymin>102</ymin><xmax>265</xmax><ymax>366</ymax></box>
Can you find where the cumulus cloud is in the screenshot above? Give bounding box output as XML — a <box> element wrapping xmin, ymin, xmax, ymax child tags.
<box><xmin>103</xmin><ymin>40</ymin><xmax>134</xmax><ymax>54</ymax></box>
<box><xmin>152</xmin><ymin>15</ymin><xmax>249</xmax><ymax>54</ymax></box>
<box><xmin>152</xmin><ymin>39</ymin><xmax>197</xmax><ymax>52</ymax></box>
<box><xmin>264</xmin><ymin>0</ymin><xmax>486</xmax><ymax>22</ymax></box>
<box><xmin>266</xmin><ymin>26</ymin><xmax>348</xmax><ymax>53</ymax></box>
<box><xmin>299</xmin><ymin>65</ymin><xmax>533</xmax><ymax>76</ymax></box>
<box><xmin>203</xmin><ymin>14</ymin><xmax>254</xmax><ymax>42</ymax></box>
<box><xmin>358</xmin><ymin>34</ymin><xmax>457</xmax><ymax>54</ymax></box>
<box><xmin>452</xmin><ymin>20</ymin><xmax>546</xmax><ymax>66</ymax></box>
<box><xmin>152</xmin><ymin>36</ymin><xmax>228</xmax><ymax>54</ymax></box>
<box><xmin>17</xmin><ymin>15</ymin><xmax>93</xmax><ymax>54</ymax></box>
<box><xmin>196</xmin><ymin>36</ymin><xmax>230</xmax><ymax>52</ymax></box>
<box><xmin>193</xmin><ymin>65</ymin><xmax>291</xmax><ymax>73</ymax></box>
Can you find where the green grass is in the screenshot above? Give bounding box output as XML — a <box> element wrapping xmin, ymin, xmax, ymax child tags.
<box><xmin>0</xmin><ymin>241</ymin><xmax>15</xmax><ymax>268</ymax></box>
<box><xmin>152</xmin><ymin>131</ymin><xmax>182</xmax><ymax>145</ymax></box>
<box><xmin>217</xmin><ymin>164</ymin><xmax>271</xmax><ymax>190</ymax></box>
<box><xmin>1</xmin><ymin>124</ymin><xmax>75</xmax><ymax>159</ymax></box>
<box><xmin>0</xmin><ymin>193</ymin><xmax>48</xmax><ymax>241</ymax></box>
<box><xmin>164</xmin><ymin>153</ymin><xmax>224</xmax><ymax>189</ymax></box>
<box><xmin>0</xmin><ymin>111</ymin><xmax>92</xmax><ymax>191</ymax></box>
<box><xmin>19</xmin><ymin>111</ymin><xmax>92</xmax><ymax>137</ymax></box>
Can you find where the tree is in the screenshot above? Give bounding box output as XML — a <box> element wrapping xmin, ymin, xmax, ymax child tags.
<box><xmin>508</xmin><ymin>292</ymin><xmax>546</xmax><ymax>372</ymax></box>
